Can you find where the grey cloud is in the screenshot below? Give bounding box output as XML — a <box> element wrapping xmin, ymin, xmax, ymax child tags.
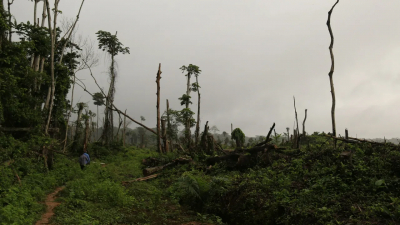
<box><xmin>12</xmin><ymin>0</ymin><xmax>400</xmax><ymax>138</ymax></box>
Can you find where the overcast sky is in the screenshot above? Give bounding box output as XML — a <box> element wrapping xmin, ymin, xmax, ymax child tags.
<box><xmin>13</xmin><ymin>0</ymin><xmax>400</xmax><ymax>138</ymax></box>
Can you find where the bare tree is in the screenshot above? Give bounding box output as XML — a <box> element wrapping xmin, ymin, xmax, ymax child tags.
<box><xmin>58</xmin><ymin>0</ymin><xmax>85</xmax><ymax>64</ymax></box>
<box><xmin>191</xmin><ymin>75</ymin><xmax>201</xmax><ymax>145</ymax></box>
<box><xmin>327</xmin><ymin>0</ymin><xmax>340</xmax><ymax>139</ymax></box>
<box><xmin>293</xmin><ymin>96</ymin><xmax>300</xmax><ymax>149</ymax></box>
<box><xmin>156</xmin><ymin>64</ymin><xmax>162</xmax><ymax>153</ymax></box>
<box><xmin>7</xmin><ymin>0</ymin><xmax>14</xmax><ymax>42</ymax></box>
<box><xmin>302</xmin><ymin>109</ymin><xmax>308</xmax><ymax>136</ymax></box>
<box><xmin>63</xmin><ymin>37</ymin><xmax>98</xmax><ymax>152</ymax></box>
<box><xmin>44</xmin><ymin>0</ymin><xmax>58</xmax><ymax>135</ymax></box>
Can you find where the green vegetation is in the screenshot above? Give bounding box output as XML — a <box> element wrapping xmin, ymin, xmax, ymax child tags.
<box><xmin>0</xmin><ymin>135</ymin><xmax>82</xmax><ymax>224</ymax></box>
<box><xmin>2</xmin><ymin>131</ymin><xmax>400</xmax><ymax>224</ymax></box>
<box><xmin>231</xmin><ymin>128</ymin><xmax>245</xmax><ymax>148</ymax></box>
<box><xmin>1</xmin><ymin>1</ymin><xmax>399</xmax><ymax>225</ymax></box>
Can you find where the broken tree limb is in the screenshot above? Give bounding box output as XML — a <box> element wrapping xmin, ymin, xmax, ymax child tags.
<box><xmin>111</xmin><ymin>106</ymin><xmax>157</xmax><ymax>136</ymax></box>
<box><xmin>255</xmin><ymin>123</ymin><xmax>275</xmax><ymax>147</ymax></box>
<box><xmin>74</xmin><ymin>79</ymin><xmax>158</xmax><ymax>137</ymax></box>
<box><xmin>215</xmin><ymin>141</ymin><xmax>228</xmax><ymax>155</ymax></box>
<box><xmin>78</xmin><ymin>60</ymin><xmax>160</xmax><ymax>137</ymax></box>
<box><xmin>143</xmin><ymin>165</ymin><xmax>169</xmax><ymax>176</ymax></box>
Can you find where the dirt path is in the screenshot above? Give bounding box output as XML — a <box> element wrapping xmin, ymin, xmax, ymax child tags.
<box><xmin>35</xmin><ymin>186</ymin><xmax>65</xmax><ymax>225</ymax></box>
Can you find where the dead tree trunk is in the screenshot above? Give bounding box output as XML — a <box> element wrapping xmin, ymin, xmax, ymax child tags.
<box><xmin>166</xmin><ymin>99</ymin><xmax>172</xmax><ymax>152</ymax></box>
<box><xmin>286</xmin><ymin>127</ymin><xmax>290</xmax><ymax>142</ymax></box>
<box><xmin>7</xmin><ymin>0</ymin><xmax>13</xmax><ymax>42</ymax></box>
<box><xmin>63</xmin><ymin>72</ymin><xmax>76</xmax><ymax>152</ymax></box>
<box><xmin>44</xmin><ymin>0</ymin><xmax>57</xmax><ymax>135</ymax></box>
<box><xmin>200</xmin><ymin>121</ymin><xmax>209</xmax><ymax>151</ymax></box>
<box><xmin>58</xmin><ymin>0</ymin><xmax>85</xmax><ymax>64</ymax></box>
<box><xmin>161</xmin><ymin>119</ymin><xmax>168</xmax><ymax>153</ymax></box>
<box><xmin>116</xmin><ymin>111</ymin><xmax>122</xmax><ymax>139</ymax></box>
<box><xmin>33</xmin><ymin>0</ymin><xmax>37</xmax><ymax>27</ymax></box>
<box><xmin>156</xmin><ymin>63</ymin><xmax>162</xmax><ymax>153</ymax></box>
<box><xmin>302</xmin><ymin>109</ymin><xmax>307</xmax><ymax>136</ymax></box>
<box><xmin>123</xmin><ymin>109</ymin><xmax>126</xmax><ymax>147</ymax></box>
<box><xmin>327</xmin><ymin>0</ymin><xmax>339</xmax><ymax>141</ymax></box>
<box><xmin>293</xmin><ymin>97</ymin><xmax>300</xmax><ymax>149</ymax></box>
<box><xmin>194</xmin><ymin>76</ymin><xmax>201</xmax><ymax>145</ymax></box>
<box><xmin>84</xmin><ymin>117</ymin><xmax>89</xmax><ymax>151</ymax></box>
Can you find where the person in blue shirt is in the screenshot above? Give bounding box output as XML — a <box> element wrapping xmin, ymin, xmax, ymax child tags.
<box><xmin>79</xmin><ymin>150</ymin><xmax>90</xmax><ymax>170</ymax></box>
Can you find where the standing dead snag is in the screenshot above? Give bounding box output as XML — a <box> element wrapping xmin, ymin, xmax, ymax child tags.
<box><xmin>302</xmin><ymin>109</ymin><xmax>307</xmax><ymax>136</ymax></box>
<box><xmin>286</xmin><ymin>127</ymin><xmax>290</xmax><ymax>142</ymax></box>
<box><xmin>156</xmin><ymin>63</ymin><xmax>162</xmax><ymax>153</ymax></box>
<box><xmin>193</xmin><ymin>75</ymin><xmax>201</xmax><ymax>146</ymax></box>
<box><xmin>123</xmin><ymin>109</ymin><xmax>127</xmax><ymax>147</ymax></box>
<box><xmin>166</xmin><ymin>99</ymin><xmax>172</xmax><ymax>152</ymax></box>
<box><xmin>83</xmin><ymin>115</ymin><xmax>90</xmax><ymax>151</ymax></box>
<box><xmin>327</xmin><ymin>0</ymin><xmax>339</xmax><ymax>140</ymax></box>
<box><xmin>161</xmin><ymin>119</ymin><xmax>168</xmax><ymax>153</ymax></box>
<box><xmin>200</xmin><ymin>121</ymin><xmax>210</xmax><ymax>152</ymax></box>
<box><xmin>44</xmin><ymin>0</ymin><xmax>57</xmax><ymax>135</ymax></box>
<box><xmin>293</xmin><ymin>96</ymin><xmax>300</xmax><ymax>149</ymax></box>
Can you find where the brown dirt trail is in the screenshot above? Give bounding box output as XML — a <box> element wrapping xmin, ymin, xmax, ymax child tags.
<box><xmin>35</xmin><ymin>186</ymin><xmax>65</xmax><ymax>225</ymax></box>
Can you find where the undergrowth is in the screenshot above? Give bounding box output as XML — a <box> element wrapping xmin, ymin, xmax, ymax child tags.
<box><xmin>162</xmin><ymin>135</ymin><xmax>400</xmax><ymax>225</ymax></box>
<box><xmin>2</xmin><ymin>133</ymin><xmax>399</xmax><ymax>225</ymax></box>
<box><xmin>0</xmin><ymin>135</ymin><xmax>82</xmax><ymax>224</ymax></box>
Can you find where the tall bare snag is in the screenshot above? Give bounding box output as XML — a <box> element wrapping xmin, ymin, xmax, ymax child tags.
<box><xmin>327</xmin><ymin>0</ymin><xmax>339</xmax><ymax>138</ymax></box>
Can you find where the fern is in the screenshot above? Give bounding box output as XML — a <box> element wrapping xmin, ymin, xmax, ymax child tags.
<box><xmin>175</xmin><ymin>175</ymin><xmax>201</xmax><ymax>201</ymax></box>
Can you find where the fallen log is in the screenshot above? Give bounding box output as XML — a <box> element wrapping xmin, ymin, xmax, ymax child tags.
<box><xmin>141</xmin><ymin>157</ymin><xmax>161</xmax><ymax>167</ymax></box>
<box><xmin>122</xmin><ymin>173</ymin><xmax>160</xmax><ymax>184</ymax></box>
<box><xmin>142</xmin><ymin>157</ymin><xmax>192</xmax><ymax>176</ymax></box>
<box><xmin>206</xmin><ymin>144</ymin><xmax>287</xmax><ymax>166</ymax></box>
<box><xmin>323</xmin><ymin>134</ymin><xmax>359</xmax><ymax>144</ymax></box>
<box><xmin>324</xmin><ymin>134</ymin><xmax>399</xmax><ymax>148</ymax></box>
<box><xmin>206</xmin><ymin>153</ymin><xmax>242</xmax><ymax>165</ymax></box>
<box><xmin>348</xmin><ymin>136</ymin><xmax>398</xmax><ymax>147</ymax></box>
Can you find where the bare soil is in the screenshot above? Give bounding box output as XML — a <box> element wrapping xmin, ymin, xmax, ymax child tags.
<box><xmin>35</xmin><ymin>186</ymin><xmax>65</xmax><ymax>225</ymax></box>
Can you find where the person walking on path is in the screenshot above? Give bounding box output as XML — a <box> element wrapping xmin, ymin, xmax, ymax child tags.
<box><xmin>79</xmin><ymin>150</ymin><xmax>90</xmax><ymax>170</ymax></box>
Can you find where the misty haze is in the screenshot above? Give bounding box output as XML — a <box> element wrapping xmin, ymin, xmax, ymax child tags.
<box><xmin>1</xmin><ymin>1</ymin><xmax>400</xmax><ymax>224</ymax></box>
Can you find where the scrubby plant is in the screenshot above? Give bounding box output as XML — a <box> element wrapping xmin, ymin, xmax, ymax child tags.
<box><xmin>231</xmin><ymin>128</ymin><xmax>245</xmax><ymax>148</ymax></box>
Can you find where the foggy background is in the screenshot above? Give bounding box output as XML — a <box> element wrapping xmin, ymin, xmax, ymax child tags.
<box><xmin>13</xmin><ymin>0</ymin><xmax>400</xmax><ymax>138</ymax></box>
